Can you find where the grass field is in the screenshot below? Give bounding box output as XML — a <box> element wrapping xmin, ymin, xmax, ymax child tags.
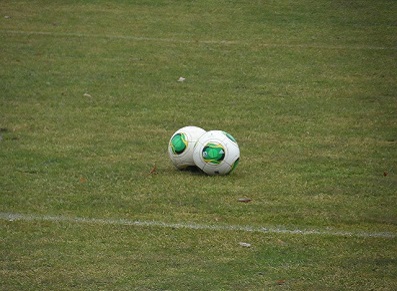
<box><xmin>1</xmin><ymin>0</ymin><xmax>397</xmax><ymax>290</ymax></box>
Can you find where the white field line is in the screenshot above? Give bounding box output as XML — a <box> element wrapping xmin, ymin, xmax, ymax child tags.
<box><xmin>0</xmin><ymin>212</ymin><xmax>395</xmax><ymax>239</ymax></box>
<box><xmin>1</xmin><ymin>29</ymin><xmax>396</xmax><ymax>51</ymax></box>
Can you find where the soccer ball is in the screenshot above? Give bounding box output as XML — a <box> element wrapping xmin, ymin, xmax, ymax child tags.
<box><xmin>193</xmin><ymin>130</ymin><xmax>240</xmax><ymax>175</ymax></box>
<box><xmin>168</xmin><ymin>126</ymin><xmax>206</xmax><ymax>169</ymax></box>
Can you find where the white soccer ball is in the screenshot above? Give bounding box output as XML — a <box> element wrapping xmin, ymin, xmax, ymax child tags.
<box><xmin>193</xmin><ymin>130</ymin><xmax>240</xmax><ymax>175</ymax></box>
<box><xmin>168</xmin><ymin>126</ymin><xmax>206</xmax><ymax>169</ymax></box>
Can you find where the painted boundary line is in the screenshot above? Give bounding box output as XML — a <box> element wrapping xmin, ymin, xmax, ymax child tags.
<box><xmin>2</xmin><ymin>30</ymin><xmax>396</xmax><ymax>51</ymax></box>
<box><xmin>1</xmin><ymin>212</ymin><xmax>395</xmax><ymax>239</ymax></box>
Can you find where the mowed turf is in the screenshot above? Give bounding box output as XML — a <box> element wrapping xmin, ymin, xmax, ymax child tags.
<box><xmin>1</xmin><ymin>0</ymin><xmax>396</xmax><ymax>290</ymax></box>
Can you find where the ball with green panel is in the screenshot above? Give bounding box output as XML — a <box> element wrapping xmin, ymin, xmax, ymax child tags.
<box><xmin>193</xmin><ymin>130</ymin><xmax>240</xmax><ymax>175</ymax></box>
<box><xmin>168</xmin><ymin>126</ymin><xmax>206</xmax><ymax>169</ymax></box>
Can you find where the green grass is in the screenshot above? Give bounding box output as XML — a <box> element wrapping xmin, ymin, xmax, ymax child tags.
<box><xmin>2</xmin><ymin>220</ymin><xmax>396</xmax><ymax>290</ymax></box>
<box><xmin>1</xmin><ymin>0</ymin><xmax>397</xmax><ymax>290</ymax></box>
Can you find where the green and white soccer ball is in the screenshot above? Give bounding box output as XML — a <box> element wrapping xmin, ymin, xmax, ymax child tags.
<box><xmin>193</xmin><ymin>130</ymin><xmax>240</xmax><ymax>175</ymax></box>
<box><xmin>168</xmin><ymin>126</ymin><xmax>206</xmax><ymax>169</ymax></box>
